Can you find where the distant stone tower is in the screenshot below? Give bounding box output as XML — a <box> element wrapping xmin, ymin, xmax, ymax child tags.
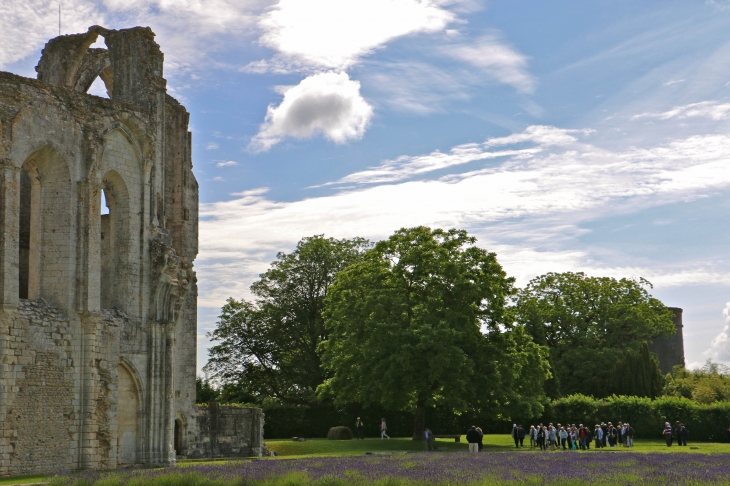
<box><xmin>649</xmin><ymin>307</ymin><xmax>686</xmax><ymax>374</ymax></box>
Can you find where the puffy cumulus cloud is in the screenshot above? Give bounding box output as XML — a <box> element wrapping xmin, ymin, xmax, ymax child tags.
<box><xmin>198</xmin><ymin>129</ymin><xmax>730</xmax><ymax>308</ymax></box>
<box><xmin>249</xmin><ymin>72</ymin><xmax>373</xmax><ymax>152</ymax></box>
<box><xmin>442</xmin><ymin>34</ymin><xmax>536</xmax><ymax>94</ymax></box>
<box><xmin>633</xmin><ymin>101</ymin><xmax>730</xmax><ymax>121</ymax></box>
<box><xmin>705</xmin><ymin>302</ymin><xmax>730</xmax><ymax>362</ymax></box>
<box><xmin>323</xmin><ymin>125</ymin><xmax>590</xmax><ymax>185</ymax></box>
<box><xmin>255</xmin><ymin>0</ymin><xmax>456</xmax><ymax>71</ymax></box>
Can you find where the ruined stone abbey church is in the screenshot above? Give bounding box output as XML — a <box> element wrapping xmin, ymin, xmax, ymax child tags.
<box><xmin>0</xmin><ymin>27</ymin><xmax>263</xmax><ymax>477</ymax></box>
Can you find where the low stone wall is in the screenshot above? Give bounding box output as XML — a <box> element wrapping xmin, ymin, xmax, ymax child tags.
<box><xmin>187</xmin><ymin>403</ymin><xmax>265</xmax><ymax>458</ymax></box>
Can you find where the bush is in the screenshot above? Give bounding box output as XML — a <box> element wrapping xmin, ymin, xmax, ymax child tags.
<box><xmin>540</xmin><ymin>394</ymin><xmax>730</xmax><ymax>441</ymax></box>
<box><xmin>327</xmin><ymin>426</ymin><xmax>353</xmax><ymax>440</ymax></box>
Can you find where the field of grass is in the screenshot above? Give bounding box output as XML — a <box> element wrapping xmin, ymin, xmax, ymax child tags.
<box><xmin>5</xmin><ymin>436</ymin><xmax>730</xmax><ymax>485</ymax></box>
<box><xmin>264</xmin><ymin>435</ymin><xmax>730</xmax><ymax>457</ymax></box>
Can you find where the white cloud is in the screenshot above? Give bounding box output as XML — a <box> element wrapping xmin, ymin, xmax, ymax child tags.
<box><xmin>216</xmin><ymin>160</ymin><xmax>238</xmax><ymax>167</ymax></box>
<box><xmin>249</xmin><ymin>71</ymin><xmax>373</xmax><ymax>151</ymax></box>
<box><xmin>442</xmin><ymin>34</ymin><xmax>536</xmax><ymax>93</ymax></box>
<box><xmin>198</xmin><ymin>128</ymin><xmax>730</xmax><ymax>308</ymax></box>
<box><xmin>705</xmin><ymin>302</ymin><xmax>730</xmax><ymax>363</ymax></box>
<box><xmin>633</xmin><ymin>101</ymin><xmax>730</xmax><ymax>121</ymax></box>
<box><xmin>324</xmin><ymin>125</ymin><xmax>589</xmax><ymax>185</ymax></box>
<box><xmin>206</xmin><ymin>142</ymin><xmax>220</xmax><ymax>150</ymax></box>
<box><xmin>256</xmin><ymin>0</ymin><xmax>456</xmax><ymax>71</ymax></box>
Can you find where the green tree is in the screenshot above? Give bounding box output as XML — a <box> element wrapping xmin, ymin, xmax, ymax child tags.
<box><xmin>606</xmin><ymin>342</ymin><xmax>664</xmax><ymax>399</ymax></box>
<box><xmin>204</xmin><ymin>235</ymin><xmax>370</xmax><ymax>405</ymax></box>
<box><xmin>319</xmin><ymin>227</ymin><xmax>550</xmax><ymax>440</ymax></box>
<box><xmin>196</xmin><ymin>377</ymin><xmax>220</xmax><ymax>404</ymax></box>
<box><xmin>515</xmin><ymin>272</ymin><xmax>676</xmax><ymax>398</ymax></box>
<box><xmin>663</xmin><ymin>359</ymin><xmax>730</xmax><ymax>404</ymax></box>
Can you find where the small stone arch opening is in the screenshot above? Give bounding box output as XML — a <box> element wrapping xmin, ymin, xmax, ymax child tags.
<box><xmin>117</xmin><ymin>362</ymin><xmax>141</xmax><ymax>465</ymax></box>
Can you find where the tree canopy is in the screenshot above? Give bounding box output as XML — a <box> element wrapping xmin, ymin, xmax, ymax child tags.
<box><xmin>664</xmin><ymin>360</ymin><xmax>730</xmax><ymax>404</ymax></box>
<box><xmin>318</xmin><ymin>227</ymin><xmax>550</xmax><ymax>440</ymax></box>
<box><xmin>204</xmin><ymin>235</ymin><xmax>370</xmax><ymax>406</ymax></box>
<box><xmin>606</xmin><ymin>342</ymin><xmax>664</xmax><ymax>399</ymax></box>
<box><xmin>515</xmin><ymin>272</ymin><xmax>676</xmax><ymax>398</ymax></box>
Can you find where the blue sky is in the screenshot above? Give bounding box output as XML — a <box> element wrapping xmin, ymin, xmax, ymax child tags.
<box><xmin>3</xmin><ymin>0</ymin><xmax>730</xmax><ymax>373</ymax></box>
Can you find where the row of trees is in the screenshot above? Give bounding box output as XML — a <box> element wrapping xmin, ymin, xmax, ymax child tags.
<box><xmin>204</xmin><ymin>227</ymin><xmax>677</xmax><ymax>440</ymax></box>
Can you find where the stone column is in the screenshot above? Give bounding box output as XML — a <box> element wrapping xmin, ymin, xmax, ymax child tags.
<box><xmin>0</xmin><ymin>160</ymin><xmax>20</xmax><ymax>307</ymax></box>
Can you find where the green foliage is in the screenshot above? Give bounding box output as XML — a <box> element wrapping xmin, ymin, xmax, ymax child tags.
<box><xmin>196</xmin><ymin>377</ymin><xmax>220</xmax><ymax>404</ymax></box>
<box><xmin>204</xmin><ymin>235</ymin><xmax>370</xmax><ymax>406</ymax></box>
<box><xmin>542</xmin><ymin>394</ymin><xmax>730</xmax><ymax>441</ymax></box>
<box><xmin>319</xmin><ymin>227</ymin><xmax>550</xmax><ymax>440</ymax></box>
<box><xmin>326</xmin><ymin>426</ymin><xmax>353</xmax><ymax>440</ymax></box>
<box><xmin>606</xmin><ymin>342</ymin><xmax>664</xmax><ymax>399</ymax></box>
<box><xmin>663</xmin><ymin>360</ymin><xmax>730</xmax><ymax>404</ymax></box>
<box><xmin>515</xmin><ymin>272</ymin><xmax>676</xmax><ymax>398</ymax></box>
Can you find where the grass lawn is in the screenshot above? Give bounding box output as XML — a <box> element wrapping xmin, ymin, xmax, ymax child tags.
<box><xmin>0</xmin><ymin>475</ymin><xmax>49</xmax><ymax>485</ymax></box>
<box><xmin>264</xmin><ymin>434</ymin><xmax>730</xmax><ymax>457</ymax></box>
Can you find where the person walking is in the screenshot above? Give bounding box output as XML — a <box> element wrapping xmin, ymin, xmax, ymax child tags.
<box><xmin>466</xmin><ymin>426</ymin><xmax>480</xmax><ymax>453</ymax></box>
<box><xmin>663</xmin><ymin>422</ymin><xmax>673</xmax><ymax>447</ymax></box>
<box><xmin>380</xmin><ymin>418</ymin><xmax>390</xmax><ymax>440</ymax></box>
<box><xmin>424</xmin><ymin>428</ymin><xmax>433</xmax><ymax>451</ymax></box>
<box><xmin>355</xmin><ymin>417</ymin><xmax>364</xmax><ymax>440</ymax></box>
<box><xmin>517</xmin><ymin>424</ymin><xmax>526</xmax><ymax>448</ymax></box>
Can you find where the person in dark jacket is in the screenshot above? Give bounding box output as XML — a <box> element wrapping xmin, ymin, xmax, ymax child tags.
<box><xmin>517</xmin><ymin>425</ymin><xmax>526</xmax><ymax>448</ymax></box>
<box><xmin>511</xmin><ymin>424</ymin><xmax>519</xmax><ymax>448</ymax></box>
<box><xmin>678</xmin><ymin>423</ymin><xmax>688</xmax><ymax>446</ymax></box>
<box><xmin>477</xmin><ymin>427</ymin><xmax>484</xmax><ymax>452</ymax></box>
<box><xmin>466</xmin><ymin>426</ymin><xmax>480</xmax><ymax>453</ymax></box>
<box><xmin>601</xmin><ymin>422</ymin><xmax>608</xmax><ymax>448</ymax></box>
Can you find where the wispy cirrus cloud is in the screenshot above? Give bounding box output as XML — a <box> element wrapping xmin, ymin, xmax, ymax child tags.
<box><xmin>633</xmin><ymin>100</ymin><xmax>730</xmax><ymax>121</ymax></box>
<box><xmin>322</xmin><ymin>125</ymin><xmax>590</xmax><ymax>185</ymax></box>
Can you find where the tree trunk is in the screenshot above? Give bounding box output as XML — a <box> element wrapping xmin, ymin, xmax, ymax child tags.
<box><xmin>412</xmin><ymin>400</ymin><xmax>426</xmax><ymax>441</ymax></box>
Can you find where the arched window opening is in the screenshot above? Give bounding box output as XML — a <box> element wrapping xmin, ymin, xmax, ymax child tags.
<box><xmin>174</xmin><ymin>419</ymin><xmax>184</xmax><ymax>456</ymax></box>
<box><xmin>117</xmin><ymin>363</ymin><xmax>140</xmax><ymax>465</ymax></box>
<box><xmin>19</xmin><ymin>165</ymin><xmax>41</xmax><ymax>299</ymax></box>
<box><xmin>88</xmin><ymin>76</ymin><xmax>110</xmax><ymax>98</ymax></box>
<box><xmin>100</xmin><ymin>184</ymin><xmax>116</xmax><ymax>308</ymax></box>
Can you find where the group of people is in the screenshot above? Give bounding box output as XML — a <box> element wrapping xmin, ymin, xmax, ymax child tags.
<box><xmin>498</xmin><ymin>422</ymin><xmax>637</xmax><ymax>451</ymax></box>
<box><xmin>662</xmin><ymin>421</ymin><xmax>689</xmax><ymax>447</ymax></box>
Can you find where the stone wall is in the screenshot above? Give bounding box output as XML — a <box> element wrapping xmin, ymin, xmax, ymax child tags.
<box><xmin>187</xmin><ymin>403</ymin><xmax>265</xmax><ymax>459</ymax></box>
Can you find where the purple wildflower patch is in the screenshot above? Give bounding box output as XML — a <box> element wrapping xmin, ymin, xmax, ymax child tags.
<box><xmin>50</xmin><ymin>452</ymin><xmax>730</xmax><ymax>485</ymax></box>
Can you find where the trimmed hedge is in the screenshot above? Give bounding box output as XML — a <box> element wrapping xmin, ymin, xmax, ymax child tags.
<box><xmin>540</xmin><ymin>395</ymin><xmax>730</xmax><ymax>441</ymax></box>
<box><xmin>327</xmin><ymin>426</ymin><xmax>353</xmax><ymax>440</ymax></box>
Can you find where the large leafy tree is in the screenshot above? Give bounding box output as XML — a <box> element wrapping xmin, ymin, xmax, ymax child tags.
<box><xmin>515</xmin><ymin>272</ymin><xmax>676</xmax><ymax>398</ymax></box>
<box><xmin>606</xmin><ymin>342</ymin><xmax>664</xmax><ymax>399</ymax></box>
<box><xmin>319</xmin><ymin>227</ymin><xmax>550</xmax><ymax>440</ymax></box>
<box><xmin>204</xmin><ymin>235</ymin><xmax>370</xmax><ymax>405</ymax></box>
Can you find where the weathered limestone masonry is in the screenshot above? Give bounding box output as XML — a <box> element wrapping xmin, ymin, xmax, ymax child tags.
<box><xmin>188</xmin><ymin>404</ymin><xmax>265</xmax><ymax>459</ymax></box>
<box><xmin>0</xmin><ymin>26</ymin><xmax>202</xmax><ymax>476</ymax></box>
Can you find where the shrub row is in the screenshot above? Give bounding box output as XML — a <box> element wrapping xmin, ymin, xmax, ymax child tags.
<box><xmin>260</xmin><ymin>396</ymin><xmax>730</xmax><ymax>442</ymax></box>
<box><xmin>540</xmin><ymin>394</ymin><xmax>730</xmax><ymax>441</ymax></box>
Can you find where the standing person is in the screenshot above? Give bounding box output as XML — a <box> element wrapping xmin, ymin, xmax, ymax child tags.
<box><xmin>578</xmin><ymin>424</ymin><xmax>587</xmax><ymax>450</ymax></box>
<box><xmin>594</xmin><ymin>425</ymin><xmax>603</xmax><ymax>449</ymax></box>
<box><xmin>548</xmin><ymin>426</ymin><xmax>557</xmax><ymax>451</ymax></box>
<box><xmin>601</xmin><ymin>422</ymin><xmax>608</xmax><ymax>448</ymax></box>
<box><xmin>559</xmin><ymin>426</ymin><xmax>568</xmax><ymax>450</ymax></box>
<box><xmin>355</xmin><ymin>417</ymin><xmax>364</xmax><ymax>440</ymax></box>
<box><xmin>566</xmin><ymin>427</ymin><xmax>573</xmax><ymax>451</ymax></box>
<box><xmin>477</xmin><ymin>427</ymin><xmax>484</xmax><ymax>452</ymax></box>
<box><xmin>511</xmin><ymin>424</ymin><xmax>519</xmax><ymax>448</ymax></box>
<box><xmin>424</xmin><ymin>428</ymin><xmax>433</xmax><ymax>451</ymax></box>
<box><xmin>380</xmin><ymin>418</ymin><xmax>390</xmax><ymax>440</ymax></box>
<box><xmin>537</xmin><ymin>426</ymin><xmax>546</xmax><ymax>451</ymax></box>
<box><xmin>663</xmin><ymin>422</ymin><xmax>673</xmax><ymax>447</ymax></box>
<box><xmin>517</xmin><ymin>425</ymin><xmax>526</xmax><ymax>448</ymax></box>
<box><xmin>466</xmin><ymin>426</ymin><xmax>480</xmax><ymax>453</ymax></box>
<box><xmin>678</xmin><ymin>423</ymin><xmax>688</xmax><ymax>446</ymax></box>
<box><xmin>529</xmin><ymin>426</ymin><xmax>537</xmax><ymax>448</ymax></box>
<box><xmin>627</xmin><ymin>423</ymin><xmax>634</xmax><ymax>447</ymax></box>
